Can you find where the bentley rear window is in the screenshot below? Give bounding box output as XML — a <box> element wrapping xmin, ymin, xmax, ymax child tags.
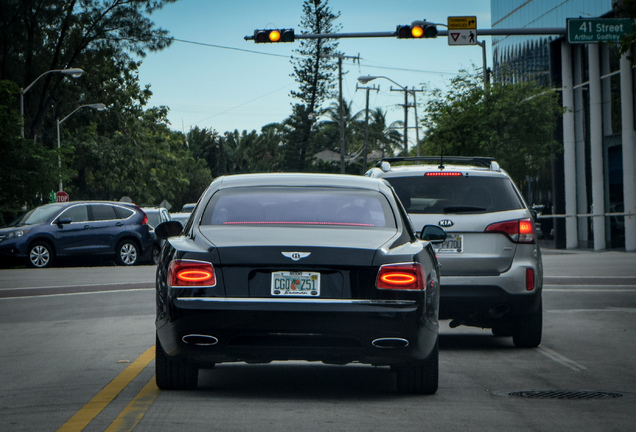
<box><xmin>201</xmin><ymin>187</ymin><xmax>396</xmax><ymax>228</ymax></box>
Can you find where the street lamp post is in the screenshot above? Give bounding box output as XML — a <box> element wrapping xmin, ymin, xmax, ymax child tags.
<box><xmin>20</xmin><ymin>68</ymin><xmax>84</xmax><ymax>138</ymax></box>
<box><xmin>358</xmin><ymin>75</ymin><xmax>411</xmax><ymax>157</ymax></box>
<box><xmin>56</xmin><ymin>103</ymin><xmax>106</xmax><ymax>191</ymax></box>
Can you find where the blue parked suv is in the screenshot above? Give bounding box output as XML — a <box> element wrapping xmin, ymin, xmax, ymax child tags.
<box><xmin>0</xmin><ymin>201</ymin><xmax>154</xmax><ymax>268</ymax></box>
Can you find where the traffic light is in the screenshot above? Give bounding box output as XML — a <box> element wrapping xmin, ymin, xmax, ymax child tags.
<box><xmin>396</xmin><ymin>20</ymin><xmax>438</xmax><ymax>38</ymax></box>
<box><xmin>254</xmin><ymin>28</ymin><xmax>295</xmax><ymax>43</ymax></box>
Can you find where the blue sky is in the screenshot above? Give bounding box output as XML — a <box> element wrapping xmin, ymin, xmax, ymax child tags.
<box><xmin>136</xmin><ymin>0</ymin><xmax>492</xmax><ymax>136</ymax></box>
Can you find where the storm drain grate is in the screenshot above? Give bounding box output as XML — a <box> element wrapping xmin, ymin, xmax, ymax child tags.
<box><xmin>499</xmin><ymin>390</ymin><xmax>627</xmax><ymax>400</ymax></box>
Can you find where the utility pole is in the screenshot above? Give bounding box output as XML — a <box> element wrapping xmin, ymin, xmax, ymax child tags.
<box><xmin>476</xmin><ymin>40</ymin><xmax>490</xmax><ymax>93</ymax></box>
<box><xmin>356</xmin><ymin>83</ymin><xmax>380</xmax><ymax>173</ymax></box>
<box><xmin>334</xmin><ymin>54</ymin><xmax>360</xmax><ymax>173</ymax></box>
<box><xmin>410</xmin><ymin>88</ymin><xmax>424</xmax><ymax>156</ymax></box>
<box><xmin>391</xmin><ymin>86</ymin><xmax>424</xmax><ymax>156</ymax></box>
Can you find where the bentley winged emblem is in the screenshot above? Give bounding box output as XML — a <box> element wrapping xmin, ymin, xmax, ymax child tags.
<box><xmin>282</xmin><ymin>251</ymin><xmax>311</xmax><ymax>261</ymax></box>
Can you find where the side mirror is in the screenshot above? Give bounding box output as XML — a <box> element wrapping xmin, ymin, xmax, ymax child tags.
<box><xmin>56</xmin><ymin>217</ymin><xmax>72</xmax><ymax>225</ymax></box>
<box><xmin>420</xmin><ymin>225</ymin><xmax>447</xmax><ymax>244</ymax></box>
<box><xmin>155</xmin><ymin>220</ymin><xmax>183</xmax><ymax>239</ymax></box>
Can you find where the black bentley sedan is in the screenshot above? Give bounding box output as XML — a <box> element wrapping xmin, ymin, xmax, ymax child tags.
<box><xmin>154</xmin><ymin>173</ymin><xmax>446</xmax><ymax>394</ymax></box>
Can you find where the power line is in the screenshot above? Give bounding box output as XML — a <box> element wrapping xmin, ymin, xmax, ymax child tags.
<box><xmin>165</xmin><ymin>37</ymin><xmax>458</xmax><ymax>75</ymax></box>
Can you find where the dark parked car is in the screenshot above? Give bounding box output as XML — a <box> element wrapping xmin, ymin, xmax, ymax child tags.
<box><xmin>367</xmin><ymin>157</ymin><xmax>543</xmax><ymax>348</ymax></box>
<box><xmin>141</xmin><ymin>206</ymin><xmax>172</xmax><ymax>264</ymax></box>
<box><xmin>0</xmin><ymin>201</ymin><xmax>154</xmax><ymax>268</ymax></box>
<box><xmin>154</xmin><ymin>173</ymin><xmax>446</xmax><ymax>393</ymax></box>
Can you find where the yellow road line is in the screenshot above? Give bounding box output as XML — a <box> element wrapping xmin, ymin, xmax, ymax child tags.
<box><xmin>56</xmin><ymin>346</ymin><xmax>155</xmax><ymax>432</ymax></box>
<box><xmin>104</xmin><ymin>376</ymin><xmax>160</xmax><ymax>432</ymax></box>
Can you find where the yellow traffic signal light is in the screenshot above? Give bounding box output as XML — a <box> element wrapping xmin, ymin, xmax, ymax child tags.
<box><xmin>396</xmin><ymin>21</ymin><xmax>438</xmax><ymax>39</ymax></box>
<box><xmin>410</xmin><ymin>26</ymin><xmax>424</xmax><ymax>38</ymax></box>
<box><xmin>254</xmin><ymin>29</ymin><xmax>295</xmax><ymax>43</ymax></box>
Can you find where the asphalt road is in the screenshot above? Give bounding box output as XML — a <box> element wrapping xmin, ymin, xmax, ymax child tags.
<box><xmin>0</xmin><ymin>250</ymin><xmax>635</xmax><ymax>431</ymax></box>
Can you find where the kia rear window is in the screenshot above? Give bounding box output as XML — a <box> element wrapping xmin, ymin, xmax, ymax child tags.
<box><xmin>201</xmin><ymin>187</ymin><xmax>396</xmax><ymax>228</ymax></box>
<box><xmin>387</xmin><ymin>175</ymin><xmax>525</xmax><ymax>214</ymax></box>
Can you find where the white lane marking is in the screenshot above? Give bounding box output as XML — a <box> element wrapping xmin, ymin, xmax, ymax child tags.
<box><xmin>0</xmin><ymin>288</ymin><xmax>153</xmax><ymax>300</ymax></box>
<box><xmin>546</xmin><ymin>307</ymin><xmax>636</xmax><ymax>313</ymax></box>
<box><xmin>537</xmin><ymin>346</ymin><xmax>587</xmax><ymax>372</ymax></box>
<box><xmin>544</xmin><ymin>287</ymin><xmax>636</xmax><ymax>292</ymax></box>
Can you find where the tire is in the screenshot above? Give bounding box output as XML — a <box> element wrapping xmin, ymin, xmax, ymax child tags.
<box><xmin>27</xmin><ymin>241</ymin><xmax>54</xmax><ymax>268</ymax></box>
<box><xmin>115</xmin><ymin>240</ymin><xmax>139</xmax><ymax>266</ymax></box>
<box><xmin>155</xmin><ymin>335</ymin><xmax>198</xmax><ymax>390</ymax></box>
<box><xmin>513</xmin><ymin>299</ymin><xmax>543</xmax><ymax>348</ymax></box>
<box><xmin>395</xmin><ymin>340</ymin><xmax>439</xmax><ymax>395</ymax></box>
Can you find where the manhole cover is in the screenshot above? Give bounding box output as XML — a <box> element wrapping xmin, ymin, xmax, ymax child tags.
<box><xmin>494</xmin><ymin>390</ymin><xmax>630</xmax><ymax>400</ymax></box>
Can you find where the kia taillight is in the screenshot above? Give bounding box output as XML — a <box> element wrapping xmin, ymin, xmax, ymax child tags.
<box><xmin>376</xmin><ymin>263</ymin><xmax>425</xmax><ymax>291</ymax></box>
<box><xmin>485</xmin><ymin>218</ymin><xmax>536</xmax><ymax>244</ymax></box>
<box><xmin>168</xmin><ymin>260</ymin><xmax>216</xmax><ymax>287</ymax></box>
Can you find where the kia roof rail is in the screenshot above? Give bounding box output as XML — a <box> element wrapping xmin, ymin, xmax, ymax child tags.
<box><xmin>375</xmin><ymin>156</ymin><xmax>500</xmax><ymax>172</ymax></box>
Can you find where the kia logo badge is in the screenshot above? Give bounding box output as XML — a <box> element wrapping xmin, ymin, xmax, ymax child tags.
<box><xmin>439</xmin><ymin>220</ymin><xmax>454</xmax><ymax>227</ymax></box>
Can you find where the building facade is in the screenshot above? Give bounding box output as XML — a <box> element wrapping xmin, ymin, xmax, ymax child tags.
<box><xmin>491</xmin><ymin>0</ymin><xmax>636</xmax><ymax>251</ymax></box>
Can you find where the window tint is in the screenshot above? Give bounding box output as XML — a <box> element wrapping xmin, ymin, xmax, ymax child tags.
<box><xmin>114</xmin><ymin>206</ymin><xmax>134</xmax><ymax>219</ymax></box>
<box><xmin>201</xmin><ymin>187</ymin><xmax>396</xmax><ymax>228</ymax></box>
<box><xmin>91</xmin><ymin>204</ymin><xmax>118</xmax><ymax>221</ymax></box>
<box><xmin>59</xmin><ymin>205</ymin><xmax>89</xmax><ymax>222</ymax></box>
<box><xmin>387</xmin><ymin>175</ymin><xmax>524</xmax><ymax>214</ymax></box>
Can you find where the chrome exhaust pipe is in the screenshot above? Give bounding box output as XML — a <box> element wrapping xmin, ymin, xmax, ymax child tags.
<box><xmin>182</xmin><ymin>334</ymin><xmax>219</xmax><ymax>346</ymax></box>
<box><xmin>372</xmin><ymin>338</ymin><xmax>409</xmax><ymax>349</ymax></box>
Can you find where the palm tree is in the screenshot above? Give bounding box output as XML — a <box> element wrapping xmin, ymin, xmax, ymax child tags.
<box><xmin>319</xmin><ymin>99</ymin><xmax>365</xmax><ymax>157</ymax></box>
<box><xmin>368</xmin><ymin>108</ymin><xmax>403</xmax><ymax>158</ymax></box>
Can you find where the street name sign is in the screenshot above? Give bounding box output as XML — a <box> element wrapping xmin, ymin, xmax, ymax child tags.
<box><xmin>448</xmin><ymin>16</ymin><xmax>477</xmax><ymax>45</ymax></box>
<box><xmin>567</xmin><ymin>18</ymin><xmax>634</xmax><ymax>44</ymax></box>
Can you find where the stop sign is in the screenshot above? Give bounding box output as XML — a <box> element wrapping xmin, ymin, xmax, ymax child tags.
<box><xmin>56</xmin><ymin>191</ymin><xmax>70</xmax><ymax>202</ymax></box>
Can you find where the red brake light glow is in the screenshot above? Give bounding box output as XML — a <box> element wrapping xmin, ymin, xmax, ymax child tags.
<box><xmin>485</xmin><ymin>218</ymin><xmax>536</xmax><ymax>244</ymax></box>
<box><xmin>425</xmin><ymin>172</ymin><xmax>463</xmax><ymax>177</ymax></box>
<box><xmin>376</xmin><ymin>263</ymin><xmax>425</xmax><ymax>291</ymax></box>
<box><xmin>169</xmin><ymin>260</ymin><xmax>216</xmax><ymax>287</ymax></box>
<box><xmin>135</xmin><ymin>205</ymin><xmax>148</xmax><ymax>225</ymax></box>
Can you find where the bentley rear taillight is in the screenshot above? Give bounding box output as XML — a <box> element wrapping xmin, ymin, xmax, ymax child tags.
<box><xmin>376</xmin><ymin>263</ymin><xmax>425</xmax><ymax>291</ymax></box>
<box><xmin>168</xmin><ymin>260</ymin><xmax>216</xmax><ymax>287</ymax></box>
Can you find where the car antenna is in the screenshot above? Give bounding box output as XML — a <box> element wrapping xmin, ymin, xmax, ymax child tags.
<box><xmin>438</xmin><ymin>148</ymin><xmax>445</xmax><ymax>170</ymax></box>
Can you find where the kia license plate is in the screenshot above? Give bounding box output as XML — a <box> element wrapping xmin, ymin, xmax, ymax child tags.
<box><xmin>271</xmin><ymin>271</ymin><xmax>320</xmax><ymax>296</ymax></box>
<box><xmin>435</xmin><ymin>234</ymin><xmax>463</xmax><ymax>253</ymax></box>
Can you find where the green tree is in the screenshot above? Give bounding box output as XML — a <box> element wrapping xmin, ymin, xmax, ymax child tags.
<box><xmin>285</xmin><ymin>0</ymin><xmax>341</xmax><ymax>171</ymax></box>
<box><xmin>367</xmin><ymin>108</ymin><xmax>403</xmax><ymax>158</ymax></box>
<box><xmin>0</xmin><ymin>0</ymin><xmax>176</xmax><ymax>141</ymax></box>
<box><xmin>421</xmin><ymin>70</ymin><xmax>563</xmax><ymax>184</ymax></box>
<box><xmin>618</xmin><ymin>0</ymin><xmax>636</xmax><ymax>59</ymax></box>
<box><xmin>0</xmin><ymin>80</ymin><xmax>57</xmax><ymax>224</ymax></box>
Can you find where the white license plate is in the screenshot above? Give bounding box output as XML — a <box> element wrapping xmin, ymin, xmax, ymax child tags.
<box><xmin>435</xmin><ymin>234</ymin><xmax>463</xmax><ymax>253</ymax></box>
<box><xmin>271</xmin><ymin>271</ymin><xmax>320</xmax><ymax>296</ymax></box>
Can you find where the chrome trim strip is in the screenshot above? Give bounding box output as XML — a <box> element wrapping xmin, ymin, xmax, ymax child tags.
<box><xmin>176</xmin><ymin>297</ymin><xmax>416</xmax><ymax>306</ymax></box>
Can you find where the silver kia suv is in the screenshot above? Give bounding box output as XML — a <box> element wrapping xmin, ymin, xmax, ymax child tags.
<box><xmin>367</xmin><ymin>156</ymin><xmax>543</xmax><ymax>348</ymax></box>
